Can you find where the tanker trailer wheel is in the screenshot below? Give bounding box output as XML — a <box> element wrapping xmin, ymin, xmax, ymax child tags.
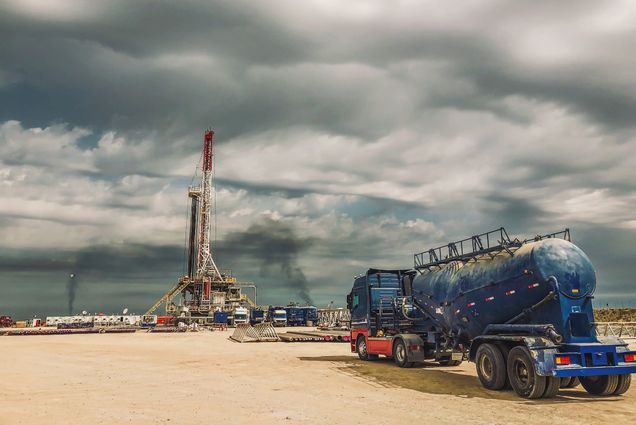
<box><xmin>393</xmin><ymin>339</ymin><xmax>414</xmax><ymax>368</ymax></box>
<box><xmin>613</xmin><ymin>374</ymin><xmax>632</xmax><ymax>395</ymax></box>
<box><xmin>475</xmin><ymin>343</ymin><xmax>506</xmax><ymax>390</ymax></box>
<box><xmin>580</xmin><ymin>375</ymin><xmax>619</xmax><ymax>396</ymax></box>
<box><xmin>507</xmin><ymin>346</ymin><xmax>547</xmax><ymax>399</ymax></box>
<box><xmin>542</xmin><ymin>377</ymin><xmax>561</xmax><ymax>398</ymax></box>
<box><xmin>560</xmin><ymin>377</ymin><xmax>580</xmax><ymax>388</ymax></box>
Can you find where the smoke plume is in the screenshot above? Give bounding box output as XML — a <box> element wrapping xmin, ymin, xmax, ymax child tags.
<box><xmin>67</xmin><ymin>272</ymin><xmax>78</xmax><ymax>315</ymax></box>
<box><xmin>220</xmin><ymin>219</ymin><xmax>315</xmax><ymax>305</ymax></box>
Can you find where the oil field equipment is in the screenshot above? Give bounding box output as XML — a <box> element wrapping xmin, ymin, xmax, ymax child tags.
<box><xmin>146</xmin><ymin>130</ymin><xmax>256</xmax><ymax>323</ymax></box>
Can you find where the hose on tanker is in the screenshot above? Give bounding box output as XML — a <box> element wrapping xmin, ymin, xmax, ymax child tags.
<box><xmin>404</xmin><ymin>296</ymin><xmax>463</xmax><ymax>348</ymax></box>
<box><xmin>505</xmin><ymin>276</ymin><xmax>558</xmax><ymax>325</ymax></box>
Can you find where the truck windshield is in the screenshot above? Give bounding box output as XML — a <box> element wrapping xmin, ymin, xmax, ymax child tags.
<box><xmin>235</xmin><ymin>314</ymin><xmax>247</xmax><ymax>320</ymax></box>
<box><xmin>274</xmin><ymin>313</ymin><xmax>286</xmax><ymax>319</ymax></box>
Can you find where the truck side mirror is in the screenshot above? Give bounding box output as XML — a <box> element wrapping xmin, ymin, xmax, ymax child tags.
<box><xmin>346</xmin><ymin>293</ymin><xmax>352</xmax><ymax>310</ymax></box>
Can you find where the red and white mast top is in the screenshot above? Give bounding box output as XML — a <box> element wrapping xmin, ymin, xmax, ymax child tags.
<box><xmin>197</xmin><ymin>129</ymin><xmax>221</xmax><ymax>279</ymax></box>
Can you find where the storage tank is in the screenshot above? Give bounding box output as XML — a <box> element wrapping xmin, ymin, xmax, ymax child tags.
<box><xmin>410</xmin><ymin>238</ymin><xmax>596</xmax><ymax>343</ymax></box>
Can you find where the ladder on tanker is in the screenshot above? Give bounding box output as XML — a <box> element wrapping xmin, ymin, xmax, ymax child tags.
<box><xmin>414</xmin><ymin>227</ymin><xmax>570</xmax><ymax>271</ymax></box>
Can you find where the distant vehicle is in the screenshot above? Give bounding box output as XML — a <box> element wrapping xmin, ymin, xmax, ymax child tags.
<box><xmin>300</xmin><ymin>306</ymin><xmax>318</xmax><ymax>326</ymax></box>
<box><xmin>233</xmin><ymin>307</ymin><xmax>249</xmax><ymax>326</ymax></box>
<box><xmin>284</xmin><ymin>305</ymin><xmax>303</xmax><ymax>326</ymax></box>
<box><xmin>250</xmin><ymin>308</ymin><xmax>265</xmax><ymax>325</ymax></box>
<box><xmin>213</xmin><ymin>311</ymin><xmax>229</xmax><ymax>325</ymax></box>
<box><xmin>27</xmin><ymin>318</ymin><xmax>42</xmax><ymax>327</ymax></box>
<box><xmin>141</xmin><ymin>315</ymin><xmax>158</xmax><ymax>328</ymax></box>
<box><xmin>0</xmin><ymin>315</ymin><xmax>14</xmax><ymax>327</ymax></box>
<box><xmin>270</xmin><ymin>308</ymin><xmax>287</xmax><ymax>327</ymax></box>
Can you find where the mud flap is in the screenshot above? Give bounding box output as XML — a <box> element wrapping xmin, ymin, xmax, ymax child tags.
<box><xmin>399</xmin><ymin>334</ymin><xmax>426</xmax><ymax>363</ymax></box>
<box><xmin>521</xmin><ymin>336</ymin><xmax>558</xmax><ymax>376</ymax></box>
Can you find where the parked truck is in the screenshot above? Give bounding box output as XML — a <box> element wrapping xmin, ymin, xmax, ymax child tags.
<box><xmin>284</xmin><ymin>305</ymin><xmax>303</xmax><ymax>326</ymax></box>
<box><xmin>348</xmin><ymin>228</ymin><xmax>636</xmax><ymax>399</ymax></box>
<box><xmin>233</xmin><ymin>307</ymin><xmax>249</xmax><ymax>326</ymax></box>
<box><xmin>300</xmin><ymin>306</ymin><xmax>318</xmax><ymax>326</ymax></box>
<box><xmin>250</xmin><ymin>308</ymin><xmax>265</xmax><ymax>325</ymax></box>
<box><xmin>269</xmin><ymin>307</ymin><xmax>288</xmax><ymax>327</ymax></box>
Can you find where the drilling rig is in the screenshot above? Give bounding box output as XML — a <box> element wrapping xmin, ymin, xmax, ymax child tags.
<box><xmin>145</xmin><ymin>129</ymin><xmax>256</xmax><ymax>323</ymax></box>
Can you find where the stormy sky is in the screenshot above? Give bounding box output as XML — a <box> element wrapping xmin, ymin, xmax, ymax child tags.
<box><xmin>1</xmin><ymin>1</ymin><xmax>635</xmax><ymax>318</ymax></box>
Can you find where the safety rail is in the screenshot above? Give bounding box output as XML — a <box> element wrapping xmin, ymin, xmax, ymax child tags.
<box><xmin>595</xmin><ymin>322</ymin><xmax>636</xmax><ymax>339</ymax></box>
<box><xmin>414</xmin><ymin>227</ymin><xmax>571</xmax><ymax>271</ymax></box>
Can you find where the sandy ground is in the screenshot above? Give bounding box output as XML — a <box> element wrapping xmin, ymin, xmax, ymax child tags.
<box><xmin>1</xmin><ymin>329</ymin><xmax>634</xmax><ymax>425</ymax></box>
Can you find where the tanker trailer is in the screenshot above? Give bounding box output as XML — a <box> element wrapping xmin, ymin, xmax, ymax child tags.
<box><xmin>348</xmin><ymin>228</ymin><xmax>636</xmax><ymax>399</ymax></box>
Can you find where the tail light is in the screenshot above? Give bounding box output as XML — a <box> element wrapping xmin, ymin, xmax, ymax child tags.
<box><xmin>409</xmin><ymin>345</ymin><xmax>421</xmax><ymax>351</ymax></box>
<box><xmin>624</xmin><ymin>354</ymin><xmax>636</xmax><ymax>363</ymax></box>
<box><xmin>555</xmin><ymin>355</ymin><xmax>571</xmax><ymax>365</ymax></box>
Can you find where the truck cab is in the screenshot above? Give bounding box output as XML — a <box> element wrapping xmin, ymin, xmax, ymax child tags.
<box><xmin>271</xmin><ymin>309</ymin><xmax>287</xmax><ymax>327</ymax></box>
<box><xmin>233</xmin><ymin>307</ymin><xmax>249</xmax><ymax>326</ymax></box>
<box><xmin>348</xmin><ymin>268</ymin><xmax>463</xmax><ymax>367</ymax></box>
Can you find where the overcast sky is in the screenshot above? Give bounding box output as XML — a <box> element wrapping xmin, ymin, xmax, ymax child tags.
<box><xmin>1</xmin><ymin>0</ymin><xmax>635</xmax><ymax>318</ymax></box>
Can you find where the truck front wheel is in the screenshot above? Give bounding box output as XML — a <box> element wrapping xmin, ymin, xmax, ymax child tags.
<box><xmin>580</xmin><ymin>375</ymin><xmax>619</xmax><ymax>396</ymax></box>
<box><xmin>356</xmin><ymin>335</ymin><xmax>378</xmax><ymax>361</ymax></box>
<box><xmin>393</xmin><ymin>339</ymin><xmax>414</xmax><ymax>368</ymax></box>
<box><xmin>476</xmin><ymin>343</ymin><xmax>506</xmax><ymax>390</ymax></box>
<box><xmin>356</xmin><ymin>335</ymin><xmax>370</xmax><ymax>360</ymax></box>
<box><xmin>507</xmin><ymin>346</ymin><xmax>546</xmax><ymax>399</ymax></box>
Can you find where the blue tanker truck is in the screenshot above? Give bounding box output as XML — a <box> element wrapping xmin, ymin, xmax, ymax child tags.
<box><xmin>347</xmin><ymin>228</ymin><xmax>636</xmax><ymax>399</ymax></box>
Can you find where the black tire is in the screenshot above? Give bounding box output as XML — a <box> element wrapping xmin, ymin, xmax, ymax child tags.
<box><xmin>613</xmin><ymin>374</ymin><xmax>631</xmax><ymax>395</ymax></box>
<box><xmin>476</xmin><ymin>343</ymin><xmax>507</xmax><ymax>390</ymax></box>
<box><xmin>560</xmin><ymin>376</ymin><xmax>580</xmax><ymax>388</ymax></box>
<box><xmin>507</xmin><ymin>346</ymin><xmax>546</xmax><ymax>399</ymax></box>
<box><xmin>356</xmin><ymin>335</ymin><xmax>370</xmax><ymax>361</ymax></box>
<box><xmin>580</xmin><ymin>375</ymin><xmax>619</xmax><ymax>396</ymax></box>
<box><xmin>542</xmin><ymin>377</ymin><xmax>561</xmax><ymax>398</ymax></box>
<box><xmin>497</xmin><ymin>344</ymin><xmax>512</xmax><ymax>389</ymax></box>
<box><xmin>439</xmin><ymin>358</ymin><xmax>462</xmax><ymax>366</ymax></box>
<box><xmin>393</xmin><ymin>339</ymin><xmax>414</xmax><ymax>368</ymax></box>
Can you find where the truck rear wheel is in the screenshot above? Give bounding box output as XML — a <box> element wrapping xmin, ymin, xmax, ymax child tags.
<box><xmin>476</xmin><ymin>343</ymin><xmax>506</xmax><ymax>390</ymax></box>
<box><xmin>507</xmin><ymin>346</ymin><xmax>546</xmax><ymax>399</ymax></box>
<box><xmin>580</xmin><ymin>375</ymin><xmax>619</xmax><ymax>396</ymax></box>
<box><xmin>613</xmin><ymin>374</ymin><xmax>631</xmax><ymax>395</ymax></box>
<box><xmin>393</xmin><ymin>339</ymin><xmax>414</xmax><ymax>368</ymax></box>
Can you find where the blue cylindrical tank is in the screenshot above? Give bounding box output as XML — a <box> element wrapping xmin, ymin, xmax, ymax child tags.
<box><xmin>411</xmin><ymin>238</ymin><xmax>596</xmax><ymax>341</ymax></box>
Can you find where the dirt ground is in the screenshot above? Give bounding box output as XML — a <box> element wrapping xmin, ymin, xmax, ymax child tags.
<box><xmin>1</xmin><ymin>329</ymin><xmax>634</xmax><ymax>425</ymax></box>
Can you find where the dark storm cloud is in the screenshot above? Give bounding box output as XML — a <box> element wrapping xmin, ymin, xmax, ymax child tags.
<box><xmin>1</xmin><ymin>0</ymin><xmax>636</xmax><ymax>315</ymax></box>
<box><xmin>0</xmin><ymin>244</ymin><xmax>183</xmax><ymax>278</ymax></box>
<box><xmin>218</xmin><ymin>218</ymin><xmax>315</xmax><ymax>304</ymax></box>
<box><xmin>482</xmin><ymin>194</ymin><xmax>552</xmax><ymax>230</ymax></box>
<box><xmin>0</xmin><ymin>244</ymin><xmax>184</xmax><ymax>317</ymax></box>
<box><xmin>2</xmin><ymin>1</ymin><xmax>632</xmax><ymax>143</ymax></box>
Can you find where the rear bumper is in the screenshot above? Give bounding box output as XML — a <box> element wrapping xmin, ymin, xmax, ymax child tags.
<box><xmin>553</xmin><ymin>364</ymin><xmax>636</xmax><ymax>377</ymax></box>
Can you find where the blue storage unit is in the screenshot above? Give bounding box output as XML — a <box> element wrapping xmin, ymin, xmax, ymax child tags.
<box><xmin>213</xmin><ymin>311</ymin><xmax>228</xmax><ymax>324</ymax></box>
